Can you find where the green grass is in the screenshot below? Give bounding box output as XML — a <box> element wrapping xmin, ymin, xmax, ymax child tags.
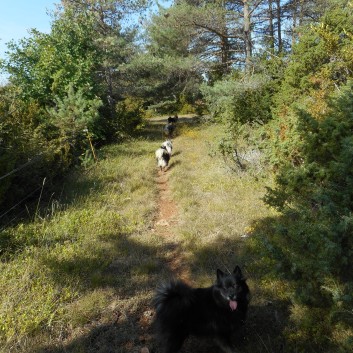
<box><xmin>163</xmin><ymin>121</ymin><xmax>293</xmax><ymax>352</ymax></box>
<box><xmin>0</xmin><ymin>129</ymin><xmax>165</xmax><ymax>352</ymax></box>
<box><xmin>169</xmin><ymin>122</ymin><xmax>275</xmax><ymax>267</ymax></box>
<box><xmin>1</xmin><ymin>116</ymin><xmax>342</xmax><ymax>353</ymax></box>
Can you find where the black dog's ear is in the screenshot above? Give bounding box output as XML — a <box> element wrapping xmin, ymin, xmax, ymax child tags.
<box><xmin>233</xmin><ymin>266</ymin><xmax>243</xmax><ymax>279</ymax></box>
<box><xmin>216</xmin><ymin>269</ymin><xmax>225</xmax><ymax>281</ymax></box>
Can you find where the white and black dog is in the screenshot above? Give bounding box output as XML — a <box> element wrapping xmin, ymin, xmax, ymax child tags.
<box><xmin>155</xmin><ymin>145</ymin><xmax>171</xmax><ymax>171</ymax></box>
<box><xmin>161</xmin><ymin>140</ymin><xmax>173</xmax><ymax>156</ymax></box>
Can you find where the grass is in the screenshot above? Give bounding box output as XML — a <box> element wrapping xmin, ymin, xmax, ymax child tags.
<box><xmin>0</xmin><ymin>130</ymin><xmax>165</xmax><ymax>352</ymax></box>
<box><xmin>169</xmin><ymin>121</ymin><xmax>274</xmax><ymax>265</ymax></box>
<box><xmin>164</xmin><ymin>121</ymin><xmax>292</xmax><ymax>352</ymax></box>
<box><xmin>1</xmin><ymin>116</ymin><xmax>344</xmax><ymax>353</ymax></box>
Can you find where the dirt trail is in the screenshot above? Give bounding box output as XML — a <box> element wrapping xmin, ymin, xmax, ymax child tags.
<box><xmin>152</xmin><ymin>167</ymin><xmax>190</xmax><ymax>282</ymax></box>
<box><xmin>139</xmin><ymin>117</ymin><xmax>195</xmax><ymax>353</ymax></box>
<box><xmin>144</xmin><ymin>116</ymin><xmax>198</xmax><ymax>284</ymax></box>
<box><xmin>154</xmin><ymin>170</ymin><xmax>178</xmax><ymax>231</ymax></box>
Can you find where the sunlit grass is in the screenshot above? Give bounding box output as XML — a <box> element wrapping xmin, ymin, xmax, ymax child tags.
<box><xmin>1</xmin><ymin>117</ymin><xmax>339</xmax><ymax>353</ymax></box>
<box><xmin>169</xmin><ymin>122</ymin><xmax>275</xmax><ymax>268</ymax></box>
<box><xmin>0</xmin><ymin>134</ymin><xmax>163</xmax><ymax>352</ymax></box>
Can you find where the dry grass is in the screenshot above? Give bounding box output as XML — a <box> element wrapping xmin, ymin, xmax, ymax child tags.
<box><xmin>0</xmin><ymin>116</ymin><xmax>300</xmax><ymax>353</ymax></box>
<box><xmin>167</xmin><ymin>121</ymin><xmax>273</xmax><ymax>264</ymax></box>
<box><xmin>164</xmin><ymin>121</ymin><xmax>292</xmax><ymax>352</ymax></box>
<box><xmin>0</xmin><ymin>131</ymin><xmax>165</xmax><ymax>353</ymax></box>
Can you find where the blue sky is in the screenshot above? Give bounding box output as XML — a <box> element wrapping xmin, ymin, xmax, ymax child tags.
<box><xmin>0</xmin><ymin>0</ymin><xmax>57</xmax><ymax>59</ymax></box>
<box><xmin>0</xmin><ymin>0</ymin><xmax>169</xmax><ymax>83</ymax></box>
<box><xmin>0</xmin><ymin>0</ymin><xmax>171</xmax><ymax>58</ymax></box>
<box><xmin>0</xmin><ymin>0</ymin><xmax>171</xmax><ymax>60</ymax></box>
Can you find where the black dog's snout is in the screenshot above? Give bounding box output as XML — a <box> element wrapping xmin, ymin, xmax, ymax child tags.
<box><xmin>229</xmin><ymin>293</ymin><xmax>237</xmax><ymax>301</ymax></box>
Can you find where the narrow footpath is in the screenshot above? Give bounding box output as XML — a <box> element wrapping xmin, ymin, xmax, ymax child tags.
<box><xmin>151</xmin><ymin>153</ymin><xmax>190</xmax><ymax>282</ymax></box>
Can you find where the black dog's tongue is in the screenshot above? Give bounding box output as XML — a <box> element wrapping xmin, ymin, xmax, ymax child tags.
<box><xmin>229</xmin><ymin>300</ymin><xmax>238</xmax><ymax>311</ymax></box>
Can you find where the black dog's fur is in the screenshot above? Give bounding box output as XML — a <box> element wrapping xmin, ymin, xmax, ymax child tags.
<box><xmin>153</xmin><ymin>266</ymin><xmax>250</xmax><ymax>353</ymax></box>
<box><xmin>168</xmin><ymin>114</ymin><xmax>178</xmax><ymax>123</ymax></box>
<box><xmin>163</xmin><ymin>123</ymin><xmax>175</xmax><ymax>137</ymax></box>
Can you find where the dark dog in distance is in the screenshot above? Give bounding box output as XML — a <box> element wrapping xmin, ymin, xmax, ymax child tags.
<box><xmin>163</xmin><ymin>123</ymin><xmax>175</xmax><ymax>138</ymax></box>
<box><xmin>153</xmin><ymin>266</ymin><xmax>250</xmax><ymax>353</ymax></box>
<box><xmin>168</xmin><ymin>114</ymin><xmax>178</xmax><ymax>124</ymax></box>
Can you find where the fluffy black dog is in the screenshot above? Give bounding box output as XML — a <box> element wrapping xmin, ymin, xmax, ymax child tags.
<box><xmin>163</xmin><ymin>123</ymin><xmax>175</xmax><ymax>138</ymax></box>
<box><xmin>153</xmin><ymin>266</ymin><xmax>250</xmax><ymax>353</ymax></box>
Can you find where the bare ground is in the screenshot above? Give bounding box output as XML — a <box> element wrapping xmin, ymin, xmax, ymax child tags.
<box><xmin>152</xmin><ymin>168</ymin><xmax>190</xmax><ymax>283</ymax></box>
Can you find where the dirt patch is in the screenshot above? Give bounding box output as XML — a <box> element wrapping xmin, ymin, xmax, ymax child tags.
<box><xmin>154</xmin><ymin>170</ymin><xmax>178</xmax><ymax>230</ymax></box>
<box><xmin>151</xmin><ymin>167</ymin><xmax>190</xmax><ymax>282</ymax></box>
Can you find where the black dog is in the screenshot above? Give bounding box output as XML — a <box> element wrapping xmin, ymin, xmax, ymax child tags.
<box><xmin>153</xmin><ymin>266</ymin><xmax>250</xmax><ymax>353</ymax></box>
<box><xmin>163</xmin><ymin>123</ymin><xmax>175</xmax><ymax>138</ymax></box>
<box><xmin>168</xmin><ymin>115</ymin><xmax>178</xmax><ymax>123</ymax></box>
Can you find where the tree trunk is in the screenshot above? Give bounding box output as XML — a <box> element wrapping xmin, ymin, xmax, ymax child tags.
<box><xmin>275</xmin><ymin>0</ymin><xmax>282</xmax><ymax>53</ymax></box>
<box><xmin>243</xmin><ymin>0</ymin><xmax>252</xmax><ymax>72</ymax></box>
<box><xmin>221</xmin><ymin>35</ymin><xmax>230</xmax><ymax>73</ymax></box>
<box><xmin>299</xmin><ymin>0</ymin><xmax>305</xmax><ymax>25</ymax></box>
<box><xmin>268</xmin><ymin>0</ymin><xmax>275</xmax><ymax>54</ymax></box>
<box><xmin>291</xmin><ymin>0</ymin><xmax>298</xmax><ymax>48</ymax></box>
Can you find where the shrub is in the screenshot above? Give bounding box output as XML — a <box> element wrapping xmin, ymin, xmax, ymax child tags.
<box><xmin>263</xmin><ymin>82</ymin><xmax>353</xmax><ymax>348</ymax></box>
<box><xmin>201</xmin><ymin>74</ymin><xmax>273</xmax><ymax>126</ymax></box>
<box><xmin>115</xmin><ymin>97</ymin><xmax>146</xmax><ymax>138</ymax></box>
<box><xmin>257</xmin><ymin>7</ymin><xmax>353</xmax><ymax>348</ymax></box>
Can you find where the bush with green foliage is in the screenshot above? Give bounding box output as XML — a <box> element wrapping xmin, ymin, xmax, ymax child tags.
<box><xmin>47</xmin><ymin>84</ymin><xmax>102</xmax><ymax>152</ymax></box>
<box><xmin>200</xmin><ymin>72</ymin><xmax>277</xmax><ymax>172</ymax></box>
<box><xmin>0</xmin><ymin>87</ymin><xmax>71</xmax><ymax>210</ymax></box>
<box><xmin>263</xmin><ymin>83</ymin><xmax>353</xmax><ymax>349</ymax></box>
<box><xmin>258</xmin><ymin>5</ymin><xmax>353</xmax><ymax>349</ymax></box>
<box><xmin>201</xmin><ymin>67</ymin><xmax>279</xmax><ymax>129</ymax></box>
<box><xmin>270</xmin><ymin>4</ymin><xmax>353</xmax><ymax>123</ymax></box>
<box><xmin>115</xmin><ymin>97</ymin><xmax>146</xmax><ymax>138</ymax></box>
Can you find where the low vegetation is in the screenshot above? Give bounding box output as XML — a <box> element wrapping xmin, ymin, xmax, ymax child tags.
<box><xmin>0</xmin><ymin>128</ymin><xmax>161</xmax><ymax>352</ymax></box>
<box><xmin>0</xmin><ymin>117</ymin><xmax>278</xmax><ymax>353</ymax></box>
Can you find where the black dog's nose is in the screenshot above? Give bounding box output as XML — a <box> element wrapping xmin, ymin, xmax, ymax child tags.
<box><xmin>229</xmin><ymin>293</ymin><xmax>238</xmax><ymax>301</ymax></box>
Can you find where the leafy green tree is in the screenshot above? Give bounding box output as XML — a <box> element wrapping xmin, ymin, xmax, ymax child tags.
<box><xmin>120</xmin><ymin>53</ymin><xmax>202</xmax><ymax>111</ymax></box>
<box><xmin>267</xmin><ymin>1</ymin><xmax>353</xmax><ymax>169</ymax></box>
<box><xmin>2</xmin><ymin>11</ymin><xmax>100</xmax><ymax>105</ymax></box>
<box><xmin>147</xmin><ymin>1</ymin><xmax>245</xmax><ymax>76</ymax></box>
<box><xmin>47</xmin><ymin>84</ymin><xmax>102</xmax><ymax>152</ymax></box>
<box><xmin>0</xmin><ymin>0</ymin><xmax>149</xmax><ymax>209</ymax></box>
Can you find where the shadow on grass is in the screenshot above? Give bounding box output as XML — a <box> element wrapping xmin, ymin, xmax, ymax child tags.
<box><xmin>139</xmin><ymin>124</ymin><xmax>167</xmax><ymax>142</ymax></box>
<box><xmin>139</xmin><ymin>117</ymin><xmax>170</xmax><ymax>142</ymax></box>
<box><xmin>35</xmin><ymin>321</ymin><xmax>153</xmax><ymax>353</ymax></box>
<box><xmin>33</xmin><ymin>234</ymin><xmax>174</xmax><ymax>353</ymax></box>
<box><xmin>0</xmin><ymin>174</ymin><xmax>106</xmax><ymax>262</ymax></box>
<box><xmin>172</xmin><ymin>150</ymin><xmax>181</xmax><ymax>157</ymax></box>
<box><xmin>166</xmin><ymin>160</ymin><xmax>181</xmax><ymax>171</ymax></box>
<box><xmin>41</xmin><ymin>232</ymin><xmax>169</xmax><ymax>293</ymax></box>
<box><xmin>103</xmin><ymin>145</ymin><xmax>154</xmax><ymax>159</ymax></box>
<box><xmin>59</xmin><ymin>174</ymin><xmax>106</xmax><ymax>204</ymax></box>
<box><xmin>31</xmin><ymin>218</ymin><xmax>292</xmax><ymax>353</ymax></box>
